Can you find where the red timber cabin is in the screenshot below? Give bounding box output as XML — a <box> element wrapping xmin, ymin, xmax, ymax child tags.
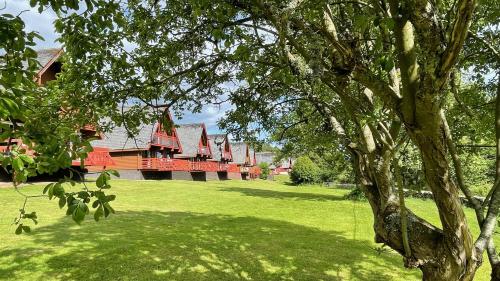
<box><xmin>87</xmin><ymin>110</ymin><xmax>182</xmax><ymax>180</ymax></box>
<box><xmin>0</xmin><ymin>49</ymin><xmax>113</xmax><ymax>181</ymax></box>
<box><xmin>172</xmin><ymin>123</ymin><xmax>219</xmax><ymax>181</ymax></box>
<box><xmin>207</xmin><ymin>134</ymin><xmax>233</xmax><ymax>180</ymax></box>
<box><xmin>228</xmin><ymin>142</ymin><xmax>260</xmax><ymax>180</ymax></box>
<box><xmin>35</xmin><ymin>49</ymin><xmax>113</xmax><ymax>170</ymax></box>
<box><xmin>274</xmin><ymin>158</ymin><xmax>294</xmax><ymax>174</ymax></box>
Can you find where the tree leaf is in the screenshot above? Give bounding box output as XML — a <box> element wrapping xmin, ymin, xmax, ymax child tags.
<box><xmin>19</xmin><ymin>154</ymin><xmax>34</xmax><ymax>164</ymax></box>
<box><xmin>72</xmin><ymin>200</ymin><xmax>87</xmax><ymax>225</ymax></box>
<box><xmin>94</xmin><ymin>205</ymin><xmax>104</xmax><ymax>222</ymax></box>
<box><xmin>106</xmin><ymin>169</ymin><xmax>120</xmax><ymax>177</ymax></box>
<box><xmin>96</xmin><ymin>173</ymin><xmax>106</xmax><ymax>188</ymax></box>
<box><xmin>43</xmin><ymin>183</ymin><xmax>54</xmax><ymax>194</ymax></box>
<box><xmin>13</xmin><ymin>158</ymin><xmax>24</xmax><ymax>171</ymax></box>
<box><xmin>58</xmin><ymin>196</ymin><xmax>66</xmax><ymax>209</ymax></box>
<box><xmin>15</xmin><ymin>224</ymin><xmax>23</xmax><ymax>235</ymax></box>
<box><xmin>22</xmin><ymin>225</ymin><xmax>31</xmax><ymax>233</ymax></box>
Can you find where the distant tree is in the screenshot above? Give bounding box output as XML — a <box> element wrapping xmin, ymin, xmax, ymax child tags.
<box><xmin>256</xmin><ymin>143</ymin><xmax>280</xmax><ymax>153</ymax></box>
<box><xmin>258</xmin><ymin>162</ymin><xmax>270</xmax><ymax>180</ymax></box>
<box><xmin>290</xmin><ymin>156</ymin><xmax>321</xmax><ymax>185</ymax></box>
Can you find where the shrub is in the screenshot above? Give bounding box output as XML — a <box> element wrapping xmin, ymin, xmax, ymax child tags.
<box><xmin>290</xmin><ymin>156</ymin><xmax>321</xmax><ymax>184</ymax></box>
<box><xmin>259</xmin><ymin>162</ymin><xmax>270</xmax><ymax>180</ymax></box>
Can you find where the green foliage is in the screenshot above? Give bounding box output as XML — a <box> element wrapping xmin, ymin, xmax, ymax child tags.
<box><xmin>290</xmin><ymin>156</ymin><xmax>321</xmax><ymax>185</ymax></box>
<box><xmin>312</xmin><ymin>152</ymin><xmax>354</xmax><ymax>184</ymax></box>
<box><xmin>398</xmin><ymin>144</ymin><xmax>426</xmax><ymax>191</ymax></box>
<box><xmin>459</xmin><ymin>148</ymin><xmax>495</xmax><ymax>196</ymax></box>
<box><xmin>1</xmin><ymin>1</ymin><xmax>124</xmax><ymax>232</ymax></box>
<box><xmin>258</xmin><ymin>162</ymin><xmax>270</xmax><ymax>180</ymax></box>
<box><xmin>44</xmin><ymin>171</ymin><xmax>117</xmax><ymax>222</ymax></box>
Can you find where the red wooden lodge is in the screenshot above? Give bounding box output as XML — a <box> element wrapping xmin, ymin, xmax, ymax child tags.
<box><xmin>1</xmin><ymin>48</ymin><xmax>260</xmax><ymax>182</ymax></box>
<box><xmin>1</xmin><ymin>48</ymin><xmax>113</xmax><ymax>180</ymax></box>
<box><xmin>87</xmin><ymin>113</ymin><xmax>260</xmax><ymax>181</ymax></box>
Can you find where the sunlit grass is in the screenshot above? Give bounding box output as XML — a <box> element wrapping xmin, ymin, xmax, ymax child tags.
<box><xmin>0</xmin><ymin>178</ymin><xmax>496</xmax><ymax>280</ymax></box>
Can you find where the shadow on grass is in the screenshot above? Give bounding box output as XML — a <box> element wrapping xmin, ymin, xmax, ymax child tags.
<box><xmin>219</xmin><ymin>187</ymin><xmax>346</xmax><ymax>201</ymax></box>
<box><xmin>0</xmin><ymin>211</ymin><xmax>419</xmax><ymax>280</ymax></box>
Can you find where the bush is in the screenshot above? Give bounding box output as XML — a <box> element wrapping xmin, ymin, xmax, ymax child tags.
<box><xmin>290</xmin><ymin>156</ymin><xmax>321</xmax><ymax>184</ymax></box>
<box><xmin>259</xmin><ymin>162</ymin><xmax>270</xmax><ymax>180</ymax></box>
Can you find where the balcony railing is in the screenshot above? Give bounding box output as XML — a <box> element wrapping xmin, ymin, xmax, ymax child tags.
<box><xmin>85</xmin><ymin>149</ymin><xmax>115</xmax><ymax>166</ymax></box>
<box><xmin>190</xmin><ymin>161</ymin><xmax>219</xmax><ymax>171</ymax></box>
<box><xmin>141</xmin><ymin>158</ymin><xmax>159</xmax><ymax>170</ymax></box>
<box><xmin>141</xmin><ymin>158</ymin><xmax>229</xmax><ymax>172</ymax></box>
<box><xmin>81</xmin><ymin>124</ymin><xmax>96</xmax><ymax>131</ymax></box>
<box><xmin>227</xmin><ymin>164</ymin><xmax>240</xmax><ymax>173</ymax></box>
<box><xmin>151</xmin><ymin>134</ymin><xmax>180</xmax><ymax>149</ymax></box>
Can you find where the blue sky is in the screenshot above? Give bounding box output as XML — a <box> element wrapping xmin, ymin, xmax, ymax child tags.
<box><xmin>4</xmin><ymin>0</ymin><xmax>233</xmax><ymax>135</ymax></box>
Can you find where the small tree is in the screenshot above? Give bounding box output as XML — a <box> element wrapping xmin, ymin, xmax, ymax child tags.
<box><xmin>290</xmin><ymin>156</ymin><xmax>321</xmax><ymax>185</ymax></box>
<box><xmin>258</xmin><ymin>162</ymin><xmax>270</xmax><ymax>180</ymax></box>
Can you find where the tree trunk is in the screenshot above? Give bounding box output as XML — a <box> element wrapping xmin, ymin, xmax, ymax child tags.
<box><xmin>404</xmin><ymin>109</ymin><xmax>478</xmax><ymax>280</ymax></box>
<box><xmin>350</xmin><ymin>127</ymin><xmax>478</xmax><ymax>280</ymax></box>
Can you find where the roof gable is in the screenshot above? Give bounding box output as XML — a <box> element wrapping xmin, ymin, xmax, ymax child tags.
<box><xmin>174</xmin><ymin>123</ymin><xmax>212</xmax><ymax>158</ymax></box>
<box><xmin>35</xmin><ymin>48</ymin><xmax>63</xmax><ymax>84</ymax></box>
<box><xmin>90</xmin><ymin>108</ymin><xmax>179</xmax><ymax>152</ymax></box>
<box><xmin>231</xmin><ymin>142</ymin><xmax>249</xmax><ymax>164</ymax></box>
<box><xmin>91</xmin><ymin>122</ymin><xmax>156</xmax><ymax>151</ymax></box>
<box><xmin>256</xmin><ymin>152</ymin><xmax>276</xmax><ymax>165</ymax></box>
<box><xmin>156</xmin><ymin>111</ymin><xmax>182</xmax><ymax>152</ymax></box>
<box><xmin>208</xmin><ymin>134</ymin><xmax>232</xmax><ymax>161</ymax></box>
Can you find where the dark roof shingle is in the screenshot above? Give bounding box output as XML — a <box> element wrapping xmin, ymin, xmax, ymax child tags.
<box><xmin>208</xmin><ymin>134</ymin><xmax>228</xmax><ymax>161</ymax></box>
<box><xmin>174</xmin><ymin>124</ymin><xmax>206</xmax><ymax>158</ymax></box>
<box><xmin>91</xmin><ymin>123</ymin><xmax>156</xmax><ymax>150</ymax></box>
<box><xmin>231</xmin><ymin>142</ymin><xmax>248</xmax><ymax>164</ymax></box>
<box><xmin>36</xmin><ymin>48</ymin><xmax>61</xmax><ymax>70</ymax></box>
<box><xmin>256</xmin><ymin>152</ymin><xmax>276</xmax><ymax>165</ymax></box>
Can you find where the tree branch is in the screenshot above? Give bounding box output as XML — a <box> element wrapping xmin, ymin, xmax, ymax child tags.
<box><xmin>438</xmin><ymin>0</ymin><xmax>478</xmax><ymax>77</ymax></box>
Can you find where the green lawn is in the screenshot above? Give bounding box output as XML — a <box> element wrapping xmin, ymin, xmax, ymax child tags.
<box><xmin>0</xmin><ymin>178</ymin><xmax>497</xmax><ymax>280</ymax></box>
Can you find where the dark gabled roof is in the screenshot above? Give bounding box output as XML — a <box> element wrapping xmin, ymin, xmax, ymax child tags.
<box><xmin>208</xmin><ymin>134</ymin><xmax>228</xmax><ymax>161</ymax></box>
<box><xmin>20</xmin><ymin>48</ymin><xmax>62</xmax><ymax>74</ymax></box>
<box><xmin>90</xmin><ymin>107</ymin><xmax>178</xmax><ymax>152</ymax></box>
<box><xmin>174</xmin><ymin>123</ymin><xmax>207</xmax><ymax>158</ymax></box>
<box><xmin>256</xmin><ymin>152</ymin><xmax>276</xmax><ymax>165</ymax></box>
<box><xmin>36</xmin><ymin>48</ymin><xmax>62</xmax><ymax>70</ymax></box>
<box><xmin>231</xmin><ymin>142</ymin><xmax>248</xmax><ymax>164</ymax></box>
<box><xmin>91</xmin><ymin>123</ymin><xmax>156</xmax><ymax>151</ymax></box>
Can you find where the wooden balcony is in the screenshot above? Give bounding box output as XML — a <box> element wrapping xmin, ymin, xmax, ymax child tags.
<box><xmin>85</xmin><ymin>148</ymin><xmax>115</xmax><ymax>166</ymax></box>
<box><xmin>71</xmin><ymin>147</ymin><xmax>114</xmax><ymax>167</ymax></box>
<box><xmin>218</xmin><ymin>163</ymin><xmax>229</xmax><ymax>171</ymax></box>
<box><xmin>191</xmin><ymin>161</ymin><xmax>219</xmax><ymax>172</ymax></box>
<box><xmin>227</xmin><ymin>164</ymin><xmax>240</xmax><ymax>173</ymax></box>
<box><xmin>141</xmin><ymin>158</ymin><xmax>189</xmax><ymax>171</ymax></box>
<box><xmin>151</xmin><ymin>134</ymin><xmax>180</xmax><ymax>150</ymax></box>
<box><xmin>141</xmin><ymin>158</ymin><xmax>228</xmax><ymax>172</ymax></box>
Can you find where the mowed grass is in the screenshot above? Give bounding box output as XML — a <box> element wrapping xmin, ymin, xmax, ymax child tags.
<box><xmin>0</xmin><ymin>177</ymin><xmax>497</xmax><ymax>280</ymax></box>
